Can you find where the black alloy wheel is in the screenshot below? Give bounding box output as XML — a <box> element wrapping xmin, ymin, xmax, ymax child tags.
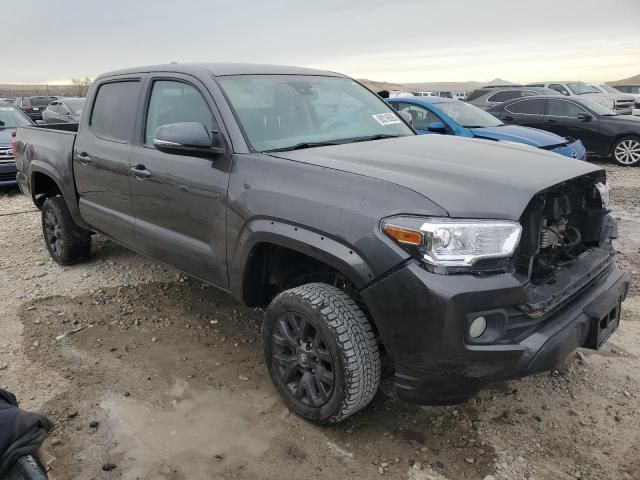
<box><xmin>271</xmin><ymin>311</ymin><xmax>335</xmax><ymax>407</ymax></box>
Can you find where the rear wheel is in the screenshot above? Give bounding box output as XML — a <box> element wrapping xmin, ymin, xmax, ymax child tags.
<box><xmin>263</xmin><ymin>283</ymin><xmax>381</xmax><ymax>424</ymax></box>
<box><xmin>612</xmin><ymin>136</ymin><xmax>640</xmax><ymax>166</ymax></box>
<box><xmin>42</xmin><ymin>196</ymin><xmax>91</xmax><ymax>265</ymax></box>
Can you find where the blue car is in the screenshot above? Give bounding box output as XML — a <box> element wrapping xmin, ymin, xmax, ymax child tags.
<box><xmin>387</xmin><ymin>96</ymin><xmax>586</xmax><ymax>160</ymax></box>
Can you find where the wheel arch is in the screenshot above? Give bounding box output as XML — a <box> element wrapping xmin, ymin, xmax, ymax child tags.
<box><xmin>230</xmin><ymin>219</ymin><xmax>376</xmax><ymax>308</ymax></box>
<box><xmin>28</xmin><ymin>162</ymin><xmax>89</xmax><ymax>229</ymax></box>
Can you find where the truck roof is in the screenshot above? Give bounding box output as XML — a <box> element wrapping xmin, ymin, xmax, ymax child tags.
<box><xmin>98</xmin><ymin>62</ymin><xmax>345</xmax><ymax>79</ymax></box>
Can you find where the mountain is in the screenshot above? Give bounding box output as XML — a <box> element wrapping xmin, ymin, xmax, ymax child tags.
<box><xmin>607</xmin><ymin>74</ymin><xmax>640</xmax><ymax>86</ymax></box>
<box><xmin>359</xmin><ymin>77</ymin><xmax>516</xmax><ymax>94</ymax></box>
<box><xmin>358</xmin><ymin>78</ymin><xmax>408</xmax><ymax>93</ymax></box>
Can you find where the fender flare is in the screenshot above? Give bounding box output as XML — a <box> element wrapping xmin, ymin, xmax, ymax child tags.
<box><xmin>29</xmin><ymin>161</ymin><xmax>89</xmax><ymax>230</ymax></box>
<box><xmin>229</xmin><ymin>218</ymin><xmax>376</xmax><ymax>300</ymax></box>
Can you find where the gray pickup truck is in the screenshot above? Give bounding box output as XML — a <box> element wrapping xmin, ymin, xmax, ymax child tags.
<box><xmin>15</xmin><ymin>63</ymin><xmax>629</xmax><ymax>424</ymax></box>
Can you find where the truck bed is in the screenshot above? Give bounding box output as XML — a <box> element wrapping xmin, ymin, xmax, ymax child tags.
<box><xmin>15</xmin><ymin>123</ymin><xmax>82</xmax><ymax>226</ymax></box>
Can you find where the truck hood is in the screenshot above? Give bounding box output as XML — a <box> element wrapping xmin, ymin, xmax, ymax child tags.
<box><xmin>269</xmin><ymin>135</ymin><xmax>603</xmax><ymax>220</ymax></box>
<box><xmin>468</xmin><ymin>125</ymin><xmax>567</xmax><ymax>148</ymax></box>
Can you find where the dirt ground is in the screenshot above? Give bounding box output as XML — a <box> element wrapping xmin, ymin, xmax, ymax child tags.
<box><xmin>1</xmin><ymin>161</ymin><xmax>639</xmax><ymax>480</ymax></box>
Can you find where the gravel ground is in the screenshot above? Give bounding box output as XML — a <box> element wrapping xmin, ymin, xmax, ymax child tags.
<box><xmin>0</xmin><ymin>161</ymin><xmax>639</xmax><ymax>480</ymax></box>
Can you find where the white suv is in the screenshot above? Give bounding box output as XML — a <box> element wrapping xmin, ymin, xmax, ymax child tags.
<box><xmin>526</xmin><ymin>81</ymin><xmax>634</xmax><ymax>115</ymax></box>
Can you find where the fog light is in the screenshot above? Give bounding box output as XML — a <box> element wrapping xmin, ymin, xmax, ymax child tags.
<box><xmin>469</xmin><ymin>316</ymin><xmax>487</xmax><ymax>339</ymax></box>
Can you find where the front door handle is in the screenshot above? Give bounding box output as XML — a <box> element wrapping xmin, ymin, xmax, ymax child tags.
<box><xmin>503</xmin><ymin>116</ymin><xmax>514</xmax><ymax>122</ymax></box>
<box><xmin>130</xmin><ymin>164</ymin><xmax>152</xmax><ymax>180</ymax></box>
<box><xmin>76</xmin><ymin>153</ymin><xmax>92</xmax><ymax>165</ymax></box>
<box><xmin>547</xmin><ymin>118</ymin><xmax>557</xmax><ymax>123</ymax></box>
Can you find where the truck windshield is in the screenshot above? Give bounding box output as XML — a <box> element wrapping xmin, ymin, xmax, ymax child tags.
<box><xmin>0</xmin><ymin>105</ymin><xmax>32</xmax><ymax>128</ymax></box>
<box><xmin>567</xmin><ymin>83</ymin><xmax>600</xmax><ymax>95</ymax></box>
<box><xmin>218</xmin><ymin>75</ymin><xmax>414</xmax><ymax>152</ymax></box>
<box><xmin>436</xmin><ymin>101</ymin><xmax>503</xmax><ymax>128</ymax></box>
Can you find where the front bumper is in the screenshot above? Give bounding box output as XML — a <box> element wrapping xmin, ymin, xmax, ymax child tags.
<box><xmin>361</xmin><ymin>256</ymin><xmax>629</xmax><ymax>405</ymax></box>
<box><xmin>0</xmin><ymin>161</ymin><xmax>18</xmax><ymax>186</ymax></box>
<box><xmin>552</xmin><ymin>139</ymin><xmax>587</xmax><ymax>161</ymax></box>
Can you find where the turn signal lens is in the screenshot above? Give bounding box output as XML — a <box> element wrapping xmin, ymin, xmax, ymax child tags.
<box><xmin>383</xmin><ymin>225</ymin><xmax>423</xmax><ymax>245</ymax></box>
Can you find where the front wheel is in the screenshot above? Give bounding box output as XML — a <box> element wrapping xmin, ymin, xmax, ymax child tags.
<box><xmin>41</xmin><ymin>196</ymin><xmax>91</xmax><ymax>265</ymax></box>
<box><xmin>612</xmin><ymin>136</ymin><xmax>640</xmax><ymax>166</ymax></box>
<box><xmin>263</xmin><ymin>283</ymin><xmax>381</xmax><ymax>424</ymax></box>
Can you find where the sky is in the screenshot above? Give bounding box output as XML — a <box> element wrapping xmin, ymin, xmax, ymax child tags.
<box><xmin>6</xmin><ymin>0</ymin><xmax>640</xmax><ymax>85</ymax></box>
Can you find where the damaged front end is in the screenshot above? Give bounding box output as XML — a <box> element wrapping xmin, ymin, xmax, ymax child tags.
<box><xmin>515</xmin><ymin>171</ymin><xmax>621</xmax><ymax>321</ymax></box>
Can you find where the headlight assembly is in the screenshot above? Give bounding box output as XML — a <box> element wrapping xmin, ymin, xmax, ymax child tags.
<box><xmin>382</xmin><ymin>216</ymin><xmax>522</xmax><ymax>270</ymax></box>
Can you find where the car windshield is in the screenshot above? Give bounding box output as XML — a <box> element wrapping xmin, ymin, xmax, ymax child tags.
<box><xmin>566</xmin><ymin>83</ymin><xmax>600</xmax><ymax>95</ymax></box>
<box><xmin>580</xmin><ymin>98</ymin><xmax>618</xmax><ymax>116</ymax></box>
<box><xmin>64</xmin><ymin>98</ymin><xmax>85</xmax><ymax>115</ymax></box>
<box><xmin>436</xmin><ymin>101</ymin><xmax>503</xmax><ymax>128</ymax></box>
<box><xmin>0</xmin><ymin>105</ymin><xmax>32</xmax><ymax>128</ymax></box>
<box><xmin>217</xmin><ymin>75</ymin><xmax>414</xmax><ymax>152</ymax></box>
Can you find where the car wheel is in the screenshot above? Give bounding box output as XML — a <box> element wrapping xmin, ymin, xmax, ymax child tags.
<box><xmin>612</xmin><ymin>136</ymin><xmax>640</xmax><ymax>166</ymax></box>
<box><xmin>42</xmin><ymin>196</ymin><xmax>91</xmax><ymax>265</ymax></box>
<box><xmin>263</xmin><ymin>282</ymin><xmax>381</xmax><ymax>424</ymax></box>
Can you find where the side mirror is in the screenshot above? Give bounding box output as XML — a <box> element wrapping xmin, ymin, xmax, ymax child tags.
<box><xmin>153</xmin><ymin>122</ymin><xmax>225</xmax><ymax>157</ymax></box>
<box><xmin>397</xmin><ymin>110</ymin><xmax>413</xmax><ymax>126</ymax></box>
<box><xmin>35</xmin><ymin>120</ymin><xmax>46</xmax><ymax>125</ymax></box>
<box><xmin>577</xmin><ymin>113</ymin><xmax>592</xmax><ymax>122</ymax></box>
<box><xmin>427</xmin><ymin>121</ymin><xmax>447</xmax><ymax>133</ymax></box>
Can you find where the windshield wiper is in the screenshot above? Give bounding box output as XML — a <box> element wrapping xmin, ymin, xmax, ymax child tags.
<box><xmin>264</xmin><ymin>141</ymin><xmax>342</xmax><ymax>152</ymax></box>
<box><xmin>348</xmin><ymin>134</ymin><xmax>401</xmax><ymax>143</ymax></box>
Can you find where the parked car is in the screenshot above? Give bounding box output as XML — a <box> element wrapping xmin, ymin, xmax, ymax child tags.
<box><xmin>588</xmin><ymin>84</ymin><xmax>637</xmax><ymax>115</ymax></box>
<box><xmin>488</xmin><ymin>95</ymin><xmax>640</xmax><ymax>166</ymax></box>
<box><xmin>42</xmin><ymin>98</ymin><xmax>85</xmax><ymax>123</ymax></box>
<box><xmin>15</xmin><ymin>63</ymin><xmax>629</xmax><ymax>424</ymax></box>
<box><xmin>465</xmin><ymin>86</ymin><xmax>560</xmax><ymax>110</ymax></box>
<box><xmin>526</xmin><ymin>82</ymin><xmax>635</xmax><ymax>115</ymax></box>
<box><xmin>387</xmin><ymin>96</ymin><xmax>586</xmax><ymax>160</ymax></box>
<box><xmin>13</xmin><ymin>96</ymin><xmax>57</xmax><ymax>121</ymax></box>
<box><xmin>0</xmin><ymin>102</ymin><xmax>33</xmax><ymax>186</ymax></box>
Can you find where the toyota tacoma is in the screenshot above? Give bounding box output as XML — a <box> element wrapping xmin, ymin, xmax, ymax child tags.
<box><xmin>14</xmin><ymin>63</ymin><xmax>629</xmax><ymax>424</ymax></box>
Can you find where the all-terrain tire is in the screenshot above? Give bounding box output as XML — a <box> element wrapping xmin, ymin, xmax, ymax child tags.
<box><xmin>263</xmin><ymin>282</ymin><xmax>381</xmax><ymax>424</ymax></box>
<box><xmin>41</xmin><ymin>196</ymin><xmax>91</xmax><ymax>265</ymax></box>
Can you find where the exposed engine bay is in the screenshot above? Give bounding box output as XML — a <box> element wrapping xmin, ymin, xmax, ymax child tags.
<box><xmin>515</xmin><ymin>172</ymin><xmax>615</xmax><ymax>286</ymax></box>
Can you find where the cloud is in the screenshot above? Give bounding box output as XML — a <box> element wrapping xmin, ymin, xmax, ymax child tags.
<box><xmin>3</xmin><ymin>0</ymin><xmax>639</xmax><ymax>84</ymax></box>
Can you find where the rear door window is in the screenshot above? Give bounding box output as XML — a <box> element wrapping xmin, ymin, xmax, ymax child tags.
<box><xmin>505</xmin><ymin>98</ymin><xmax>546</xmax><ymax>115</ymax></box>
<box><xmin>548</xmin><ymin>100</ymin><xmax>587</xmax><ymax>117</ymax></box>
<box><xmin>90</xmin><ymin>81</ymin><xmax>141</xmax><ymax>142</ymax></box>
<box><xmin>549</xmin><ymin>84</ymin><xmax>570</xmax><ymax>96</ymax></box>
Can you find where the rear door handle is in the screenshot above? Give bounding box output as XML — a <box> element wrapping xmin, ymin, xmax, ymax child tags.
<box><xmin>76</xmin><ymin>153</ymin><xmax>92</xmax><ymax>165</ymax></box>
<box><xmin>547</xmin><ymin>118</ymin><xmax>557</xmax><ymax>123</ymax></box>
<box><xmin>503</xmin><ymin>116</ymin><xmax>514</xmax><ymax>122</ymax></box>
<box><xmin>130</xmin><ymin>164</ymin><xmax>152</xmax><ymax>180</ymax></box>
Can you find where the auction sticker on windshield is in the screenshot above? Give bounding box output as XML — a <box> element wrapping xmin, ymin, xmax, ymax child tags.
<box><xmin>372</xmin><ymin>113</ymin><xmax>402</xmax><ymax>126</ymax></box>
